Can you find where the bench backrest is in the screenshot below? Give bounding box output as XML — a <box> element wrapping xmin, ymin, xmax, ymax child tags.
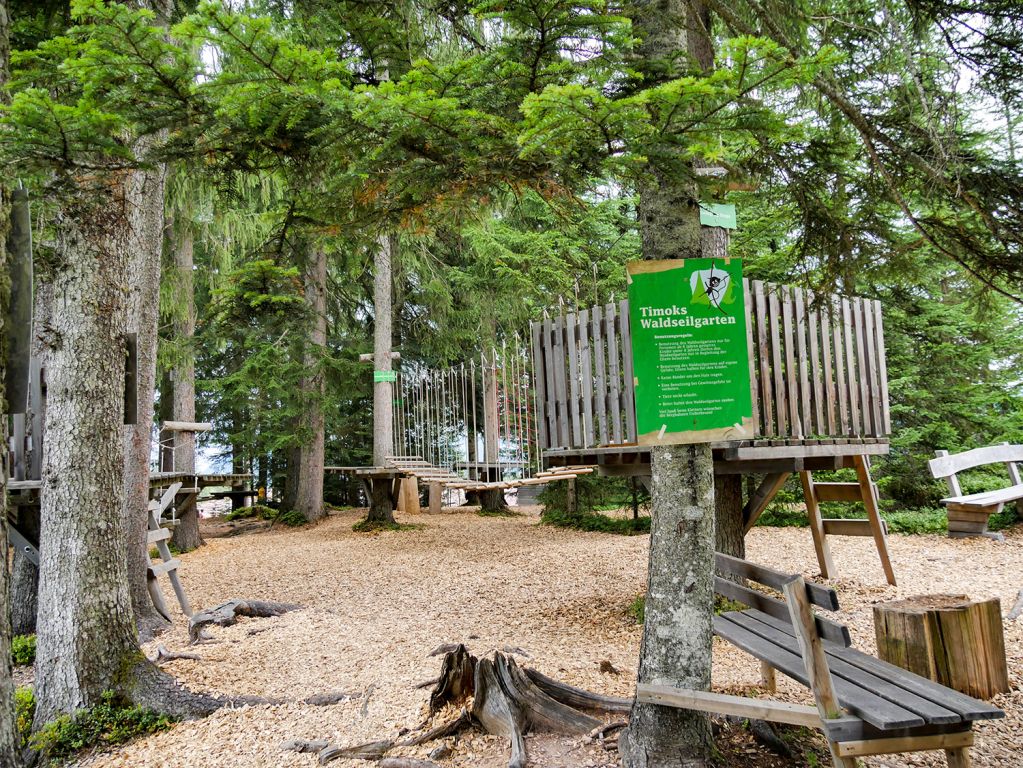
<box><xmin>929</xmin><ymin>443</ymin><xmax>1023</xmax><ymax>496</ymax></box>
<box><xmin>714</xmin><ymin>553</ymin><xmax>851</xmax><ymax>646</ymax></box>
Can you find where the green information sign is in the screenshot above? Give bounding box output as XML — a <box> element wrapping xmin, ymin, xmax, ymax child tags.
<box><xmin>699</xmin><ymin>203</ymin><xmax>737</xmax><ymax>229</ymax></box>
<box><xmin>374</xmin><ymin>370</ymin><xmax>397</xmax><ymax>383</ymax></box>
<box><xmin>627</xmin><ymin>258</ymin><xmax>754</xmax><ymax>445</ymax></box>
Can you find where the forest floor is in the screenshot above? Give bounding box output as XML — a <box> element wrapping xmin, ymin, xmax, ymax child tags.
<box><xmin>78</xmin><ymin>506</ymin><xmax>1022</xmax><ymax>768</ymax></box>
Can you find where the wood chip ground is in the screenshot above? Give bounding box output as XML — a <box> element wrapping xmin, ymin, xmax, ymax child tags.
<box><xmin>78</xmin><ymin>507</ymin><xmax>1023</xmax><ymax>768</ymax></box>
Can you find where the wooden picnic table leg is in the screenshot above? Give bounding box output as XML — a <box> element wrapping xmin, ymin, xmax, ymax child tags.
<box><xmin>946</xmin><ymin>746</ymin><xmax>972</xmax><ymax>768</ymax></box>
<box><xmin>800</xmin><ymin>470</ymin><xmax>836</xmax><ymax>580</ymax></box>
<box><xmin>853</xmin><ymin>455</ymin><xmax>897</xmax><ymax>586</ymax></box>
<box><xmin>760</xmin><ymin>661</ymin><xmax>776</xmax><ymax>693</ymax></box>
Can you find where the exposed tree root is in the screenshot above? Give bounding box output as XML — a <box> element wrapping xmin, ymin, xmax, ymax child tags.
<box><xmin>319</xmin><ymin>739</ymin><xmax>394</xmax><ymax>763</ymax></box>
<box><xmin>378</xmin><ymin>760</ymin><xmax>440</xmax><ymax>768</ymax></box>
<box><xmin>523</xmin><ymin>667</ymin><xmax>634</xmax><ymax>714</ymax></box>
<box><xmin>188</xmin><ymin>599</ymin><xmax>302</xmax><ymax>643</ymax></box>
<box><xmin>152</xmin><ymin>644</ymin><xmax>201</xmax><ymax>663</ymax></box>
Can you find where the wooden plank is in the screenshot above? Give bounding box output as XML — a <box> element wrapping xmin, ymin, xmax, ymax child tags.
<box><xmin>754</xmin><ymin>281</ymin><xmax>775</xmax><ymax>436</ymax></box>
<box><xmin>831</xmin><ymin>297</ymin><xmax>849</xmax><ymax>435</ymax></box>
<box><xmin>801</xmin><ymin>471</ymin><xmax>836</xmax><ymax>580</ymax></box>
<box><xmin>530</xmin><ymin>322</ymin><xmax>550</xmax><ymax>451</ymax></box>
<box><xmin>565</xmin><ymin>312</ymin><xmax>582</xmax><ymax>447</ymax></box>
<box><xmin>820</xmin><ymin>297</ymin><xmax>837</xmax><ymax>436</ymax></box>
<box><xmin>8</xmin><ymin>525</ymin><xmax>39</xmax><ymax>567</ymax></box>
<box><xmin>551</xmin><ymin>316</ymin><xmax>570</xmax><ymax>449</ymax></box>
<box><xmin>752</xmin><ymin>613</ymin><xmax>1004</xmax><ymax>722</ymax></box>
<box><xmin>148</xmin><ymin>558</ymin><xmax>182</xmax><ymax>577</ymax></box>
<box><xmin>12</xmin><ymin>414</ymin><xmax>26</xmax><ymax>481</ymax></box>
<box><xmin>794</xmin><ymin>288</ymin><xmax>813</xmax><ymax>438</ymax></box>
<box><xmin>605</xmin><ymin>302</ymin><xmax>623</xmax><ymax>443</ymax></box>
<box><xmin>822</xmin><ymin>519</ymin><xmax>875</xmax><ymax>537</ymax></box>
<box><xmin>835</xmin><ymin>731</ymin><xmax>973</xmax><ymax>758</ymax></box>
<box><xmin>147</xmin><ymin>528</ymin><xmax>172</xmax><ymax>544</ymax></box>
<box><xmin>806</xmin><ymin>291</ymin><xmax>825</xmax><ymax>435</ymax></box>
<box><xmin>541</xmin><ymin>318</ymin><xmax>559</xmax><ymax>449</ymax></box>
<box><xmin>578</xmin><ymin>309</ymin><xmax>595</xmax><ymax>448</ymax></box>
<box><xmin>853</xmin><ymin>298</ymin><xmax>872</xmax><ymax>436</ymax></box>
<box><xmin>768</xmin><ymin>285</ymin><xmax>787</xmax><ymax>436</ymax></box>
<box><xmin>814</xmin><ymin>482</ymin><xmax>870</xmax><ymax>503</ymax></box>
<box><xmin>714</xmin><ymin>614</ymin><xmax>922</xmax><ymax>730</ymax></box>
<box><xmin>929</xmin><ymin>445</ymin><xmax>1023</xmax><ymax>478</ymax></box>
<box><xmin>714</xmin><ymin>580</ymin><xmax>851</xmax><ymax>646</ymax></box>
<box><xmin>742</xmin><ymin>472</ymin><xmax>792</xmax><ymax>532</ymax></box>
<box><xmin>863</xmin><ymin>300</ymin><xmax>883</xmax><ymax>437</ymax></box>
<box><xmin>635</xmin><ymin>684</ymin><xmax>821</xmax><ymax>729</ymax></box>
<box><xmin>943</xmin><ymin>484</ymin><xmax>1023</xmax><ymax>506</ymax></box>
<box><xmin>29</xmin><ymin>355</ymin><xmax>44</xmax><ymax>481</ymax></box>
<box><xmin>782</xmin><ymin>286</ymin><xmax>801</xmax><ymax>436</ymax></box>
<box><xmin>842</xmin><ymin>298</ymin><xmax>860</xmax><ymax>436</ymax></box>
<box><xmin>715</xmin><ymin>553</ymin><xmax>839</xmax><ymax>610</ymax></box>
<box><xmin>874</xmin><ymin>300</ymin><xmax>892</xmax><ymax>435</ymax></box>
<box><xmin>854</xmin><ymin>455</ymin><xmax>897</xmax><ymax>586</ymax></box>
<box><xmin>619</xmin><ymin>299</ymin><xmax>638</xmax><ymax>443</ymax></box>
<box><xmin>726</xmin><ymin>442</ymin><xmax>890</xmax><ymax>461</ymax></box>
<box><xmin>743</xmin><ymin>280</ymin><xmax>760</xmax><ymax>436</ymax></box>
<box><xmin>591</xmin><ymin>306</ymin><xmax>609</xmax><ymax>445</ymax></box>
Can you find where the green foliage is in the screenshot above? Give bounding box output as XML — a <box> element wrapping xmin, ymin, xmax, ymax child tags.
<box><xmin>30</xmin><ymin>691</ymin><xmax>174</xmax><ymax>762</ymax></box>
<box><xmin>16</xmin><ymin>687</ymin><xmax>34</xmax><ymax>750</ymax></box>
<box><xmin>224</xmin><ymin>504</ymin><xmax>307</xmax><ymax>527</ymax></box>
<box><xmin>627</xmin><ymin>595</ymin><xmax>645</xmax><ymax>624</ymax></box>
<box><xmin>12</xmin><ymin>634</ymin><xmax>36</xmax><ymax>666</ymax></box>
<box><xmin>540</xmin><ymin>507</ymin><xmax>650</xmax><ymax>535</ymax></box>
<box><xmin>539</xmin><ymin>474</ymin><xmax>648</xmax><ymax>516</ymax></box>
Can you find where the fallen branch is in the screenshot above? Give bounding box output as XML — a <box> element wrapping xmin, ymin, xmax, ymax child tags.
<box><xmin>302</xmin><ymin>691</ymin><xmax>358</xmax><ymax>706</ymax></box>
<box><xmin>152</xmin><ymin>644</ymin><xmax>201</xmax><ymax>663</ymax></box>
<box><xmin>189</xmin><ymin>599</ymin><xmax>302</xmax><ymax>643</ymax></box>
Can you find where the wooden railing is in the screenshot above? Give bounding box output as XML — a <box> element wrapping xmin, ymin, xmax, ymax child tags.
<box><xmin>530</xmin><ymin>280</ymin><xmax>891</xmax><ymax>451</ymax></box>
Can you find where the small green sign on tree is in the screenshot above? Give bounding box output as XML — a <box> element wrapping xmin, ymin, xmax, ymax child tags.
<box><xmin>627</xmin><ymin>258</ymin><xmax>754</xmax><ymax>445</ymax></box>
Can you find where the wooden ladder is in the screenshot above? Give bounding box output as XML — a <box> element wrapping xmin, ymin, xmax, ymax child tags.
<box><xmin>147</xmin><ymin>482</ymin><xmax>192</xmax><ymax>618</ymax></box>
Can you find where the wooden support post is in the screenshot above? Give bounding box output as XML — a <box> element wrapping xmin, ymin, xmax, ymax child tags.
<box><xmin>566</xmin><ymin>477</ymin><xmax>577</xmax><ymax>515</ymax></box>
<box><xmin>783</xmin><ymin>577</ymin><xmax>856</xmax><ymax>768</ymax></box>
<box><xmin>800</xmin><ymin>470</ymin><xmax>836</xmax><ymax>579</ymax></box>
<box><xmin>429</xmin><ymin>481</ymin><xmax>442</xmax><ymax>515</ymax></box>
<box><xmin>760</xmin><ymin>661</ymin><xmax>776</xmax><ymax>693</ymax></box>
<box><xmin>402</xmin><ymin>477</ymin><xmax>421</xmax><ymax>514</ymax></box>
<box><xmin>946</xmin><ymin>747</ymin><xmax>972</xmax><ymax>768</ymax></box>
<box><xmin>853</xmin><ymin>455</ymin><xmax>896</xmax><ymax>586</ymax></box>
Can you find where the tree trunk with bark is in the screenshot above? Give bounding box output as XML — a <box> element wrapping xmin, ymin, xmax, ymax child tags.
<box><xmin>619</xmin><ymin>4</ymin><xmax>717</xmax><ymax>765</ymax></box>
<box><xmin>295</xmin><ymin>244</ymin><xmax>328</xmax><ymax>522</ymax></box>
<box><xmin>168</xmin><ymin>224</ymin><xmax>202</xmax><ymax>551</ymax></box>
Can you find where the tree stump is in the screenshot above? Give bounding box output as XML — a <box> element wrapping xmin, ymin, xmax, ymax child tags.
<box><xmin>873</xmin><ymin>595</ymin><xmax>1009</xmax><ymax>699</ymax></box>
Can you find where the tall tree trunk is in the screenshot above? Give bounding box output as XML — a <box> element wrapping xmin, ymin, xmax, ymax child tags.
<box><xmin>121</xmin><ymin>145</ymin><xmax>171</xmax><ymax>638</ymax></box>
<box><xmin>295</xmin><ymin>244</ymin><xmax>328</xmax><ymax>522</ymax></box>
<box><xmin>0</xmin><ymin>1</ymin><xmax>21</xmax><ymax>757</ymax></box>
<box><xmin>619</xmin><ymin>3</ymin><xmax>716</xmax><ymax>765</ymax></box>
<box><xmin>372</xmin><ymin>233</ymin><xmax>395</xmax><ymax>468</ymax></box>
<box><xmin>168</xmin><ymin>225</ymin><xmax>202</xmax><ymax>551</ymax></box>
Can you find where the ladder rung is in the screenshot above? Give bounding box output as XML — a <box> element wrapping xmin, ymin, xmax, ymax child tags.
<box><xmin>147</xmin><ymin>528</ymin><xmax>172</xmax><ymax>544</ymax></box>
<box><xmin>148</xmin><ymin>558</ymin><xmax>181</xmax><ymax>577</ymax></box>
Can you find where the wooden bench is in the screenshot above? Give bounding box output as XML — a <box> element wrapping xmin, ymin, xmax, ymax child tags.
<box><xmin>636</xmin><ymin>554</ymin><xmax>1002</xmax><ymax>767</ymax></box>
<box><xmin>929</xmin><ymin>443</ymin><xmax>1023</xmax><ymax>539</ymax></box>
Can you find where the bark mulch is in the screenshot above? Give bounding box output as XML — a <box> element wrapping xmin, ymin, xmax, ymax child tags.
<box><xmin>78</xmin><ymin>507</ymin><xmax>1022</xmax><ymax>768</ymax></box>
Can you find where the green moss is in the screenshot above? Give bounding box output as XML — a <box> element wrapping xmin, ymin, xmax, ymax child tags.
<box><xmin>714</xmin><ymin>595</ymin><xmax>745</xmax><ymax>614</ymax></box>
<box><xmin>30</xmin><ymin>691</ymin><xmax>174</xmax><ymax>763</ymax></box>
<box><xmin>627</xmin><ymin>593</ymin><xmax>743</xmax><ymax>626</ymax></box>
<box><xmin>12</xmin><ymin>634</ymin><xmax>35</xmax><ymax>666</ymax></box>
<box><xmin>352</xmin><ymin>519</ymin><xmax>423</xmax><ymax>533</ymax></box>
<box><xmin>540</xmin><ymin>507</ymin><xmax>650</xmax><ymax>535</ymax></box>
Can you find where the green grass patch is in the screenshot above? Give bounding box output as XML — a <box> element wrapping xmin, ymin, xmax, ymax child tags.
<box><xmin>12</xmin><ymin>634</ymin><xmax>36</xmax><ymax>666</ymax></box>
<box><xmin>223</xmin><ymin>504</ymin><xmax>307</xmax><ymax>527</ymax></box>
<box><xmin>628</xmin><ymin>595</ymin><xmax>645</xmax><ymax>624</ymax></box>
<box><xmin>351</xmin><ymin>519</ymin><xmax>423</xmax><ymax>533</ymax></box>
<box><xmin>540</xmin><ymin>507</ymin><xmax>650</xmax><ymax>535</ymax></box>
<box><xmin>20</xmin><ymin>690</ymin><xmax>174</xmax><ymax>763</ymax></box>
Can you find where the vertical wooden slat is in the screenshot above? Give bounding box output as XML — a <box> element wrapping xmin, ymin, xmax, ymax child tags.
<box><xmin>591</xmin><ymin>306</ymin><xmax>609</xmax><ymax>445</ymax></box>
<box><xmin>862</xmin><ymin>300</ymin><xmax>883</xmax><ymax>437</ymax></box>
<box><xmin>606</xmin><ymin>302</ymin><xmax>624</xmax><ymax>443</ymax></box>
<box><xmin>12</xmin><ymin>413</ymin><xmax>26</xmax><ymax>481</ymax></box>
<box><xmin>578</xmin><ymin>309</ymin><xmax>595</xmax><ymax>448</ymax></box>
<box><xmin>874</xmin><ymin>299</ymin><xmax>892</xmax><ymax>435</ymax></box>
<box><xmin>834</xmin><ymin>298</ymin><xmax>851</xmax><ymax>435</ymax></box>
<box><xmin>551</xmin><ymin>316</ymin><xmax>570</xmax><ymax>448</ymax></box>
<box><xmin>852</xmin><ymin>298</ymin><xmax>870</xmax><ymax>436</ymax></box>
<box><xmin>820</xmin><ymin>302</ymin><xmax>837</xmax><ymax>436</ymax></box>
<box><xmin>806</xmin><ymin>291</ymin><xmax>826</xmax><ymax>436</ymax></box>
<box><xmin>782</xmin><ymin>286</ymin><xmax>800</xmax><ymax>437</ymax></box>
<box><xmin>755</xmin><ymin>281</ymin><xmax>775</xmax><ymax>437</ymax></box>
<box><xmin>743</xmin><ymin>280</ymin><xmax>760</xmax><ymax>437</ymax></box>
<box><xmin>620</xmin><ymin>299</ymin><xmax>637</xmax><ymax>443</ymax></box>
<box><xmin>794</xmin><ymin>287</ymin><xmax>812</xmax><ymax>438</ymax></box>
<box><xmin>530</xmin><ymin>322</ymin><xmax>549</xmax><ymax>450</ymax></box>
<box><xmin>842</xmin><ymin>298</ymin><xmax>860</xmax><ymax>435</ymax></box>
<box><xmin>768</xmin><ymin>286</ymin><xmax>787</xmax><ymax>437</ymax></box>
<box><xmin>29</xmin><ymin>357</ymin><xmax>44</xmax><ymax>481</ymax></box>
<box><xmin>565</xmin><ymin>311</ymin><xmax>582</xmax><ymax>447</ymax></box>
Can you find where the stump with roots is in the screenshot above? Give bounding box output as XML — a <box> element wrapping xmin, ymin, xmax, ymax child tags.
<box><xmin>873</xmin><ymin>594</ymin><xmax>1009</xmax><ymax>699</ymax></box>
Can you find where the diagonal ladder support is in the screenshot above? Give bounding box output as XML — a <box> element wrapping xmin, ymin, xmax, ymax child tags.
<box><xmin>147</xmin><ymin>481</ymin><xmax>192</xmax><ymax>617</ymax></box>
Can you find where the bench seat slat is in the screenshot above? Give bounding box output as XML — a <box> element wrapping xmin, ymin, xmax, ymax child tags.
<box><xmin>749</xmin><ymin>611</ymin><xmax>1004</xmax><ymax>722</ymax></box>
<box><xmin>941</xmin><ymin>483</ymin><xmax>1023</xmax><ymax>507</ymax></box>
<box><xmin>732</xmin><ymin>611</ymin><xmax>961</xmax><ymax>725</ymax></box>
<box><xmin>714</xmin><ymin>615</ymin><xmax>925</xmax><ymax>729</ymax></box>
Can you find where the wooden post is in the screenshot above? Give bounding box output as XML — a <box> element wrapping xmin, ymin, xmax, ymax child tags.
<box><xmin>783</xmin><ymin>576</ymin><xmax>855</xmax><ymax>768</ymax></box>
<box><xmin>873</xmin><ymin>595</ymin><xmax>1009</xmax><ymax>699</ymax></box>
<box><xmin>429</xmin><ymin>481</ymin><xmax>442</xmax><ymax>515</ymax></box>
<box><xmin>566</xmin><ymin>477</ymin><xmax>577</xmax><ymax>515</ymax></box>
<box><xmin>800</xmin><ymin>470</ymin><xmax>835</xmax><ymax>579</ymax></box>
<box><xmin>853</xmin><ymin>455</ymin><xmax>896</xmax><ymax>586</ymax></box>
<box><xmin>760</xmin><ymin>661</ymin><xmax>776</xmax><ymax>693</ymax></box>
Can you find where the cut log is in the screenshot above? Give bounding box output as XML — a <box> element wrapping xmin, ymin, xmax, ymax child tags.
<box><xmin>472</xmin><ymin>657</ymin><xmax>527</xmax><ymax>768</ymax></box>
<box><xmin>873</xmin><ymin>595</ymin><xmax>1009</xmax><ymax>699</ymax></box>
<box><xmin>188</xmin><ymin>599</ymin><xmax>302</xmax><ymax>643</ymax></box>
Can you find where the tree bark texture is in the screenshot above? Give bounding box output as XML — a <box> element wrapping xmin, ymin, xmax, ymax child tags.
<box><xmin>714</xmin><ymin>475</ymin><xmax>745</xmax><ymax>559</ymax></box>
<box><xmin>122</xmin><ymin>145</ymin><xmax>171</xmax><ymax>637</ymax></box>
<box><xmin>619</xmin><ymin>445</ymin><xmax>716</xmax><ymax>766</ymax></box>
<box><xmin>373</xmin><ymin>234</ymin><xmax>395</xmax><ymax>466</ymax></box>
<box><xmin>295</xmin><ymin>244</ymin><xmax>327</xmax><ymax>522</ymax></box>
<box><xmin>33</xmin><ymin>188</ymin><xmax>144</xmax><ymax>726</ymax></box>
<box><xmin>0</xmin><ymin>3</ymin><xmax>21</xmax><ymax>753</ymax></box>
<box><xmin>169</xmin><ymin>225</ymin><xmax>202</xmax><ymax>551</ymax></box>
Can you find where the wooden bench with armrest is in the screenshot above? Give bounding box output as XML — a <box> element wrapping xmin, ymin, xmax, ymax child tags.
<box><xmin>928</xmin><ymin>443</ymin><xmax>1023</xmax><ymax>539</ymax></box>
<box><xmin>635</xmin><ymin>554</ymin><xmax>1003</xmax><ymax>767</ymax></box>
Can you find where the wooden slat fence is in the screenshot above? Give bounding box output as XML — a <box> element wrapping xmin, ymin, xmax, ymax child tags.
<box><xmin>531</xmin><ymin>281</ymin><xmax>891</xmax><ymax>451</ymax></box>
